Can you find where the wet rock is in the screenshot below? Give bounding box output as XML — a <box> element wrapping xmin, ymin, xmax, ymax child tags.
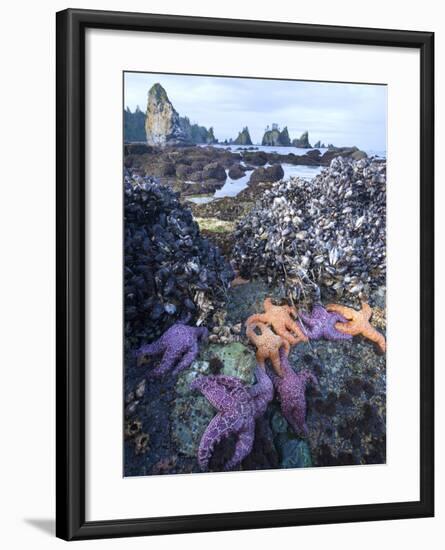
<box><xmin>271</xmin><ymin>409</ymin><xmax>289</xmax><ymax>434</ymax></box>
<box><xmin>134</xmin><ymin>432</ymin><xmax>150</xmax><ymax>455</ymax></box>
<box><xmin>175</xmin><ymin>163</ymin><xmax>192</xmax><ymax>179</ymax></box>
<box><xmin>124</xmin><ymin>143</ymin><xmax>155</xmax><ymax>156</ymax></box>
<box><xmin>243</xmin><ymin>151</ymin><xmax>268</xmax><ymax>166</ymax></box>
<box><xmin>305</xmin><ymin>148</ymin><xmax>321</xmax><ymax>159</ymax></box>
<box><xmin>290</xmin><ymin>336</ymin><xmax>386</xmax><ymax>467</ymax></box>
<box><xmin>320</xmin><ymin>146</ymin><xmax>366</xmax><ymax>164</ymax></box>
<box><xmin>242</xmin><ymin>414</ymin><xmax>279</xmax><ymax>470</ymax></box>
<box><xmin>200</xmin><ymin>343</ymin><xmax>256</xmax><ymax>383</ymax></box>
<box><xmin>280</xmin><ymin>439</ymin><xmax>312</xmax><ymax>468</ymax></box>
<box><xmin>202</xmin><ymin>162</ymin><xmax>226</xmax><ymax>181</ymax></box>
<box><xmin>352</xmin><ymin>150</ymin><xmax>367</xmax><ymax>161</ymax></box>
<box><xmin>181</xmin><ymin>180</ymin><xmax>225</xmax><ymax>196</ymax></box>
<box><xmin>228</xmin><ymin>164</ymin><xmax>246</xmax><ymax>180</ymax></box>
<box><xmin>249</xmin><ymin>164</ymin><xmax>284</xmax><ymax>184</ymax></box>
<box><xmin>154</xmin><ymin>161</ymin><xmax>176</xmax><ymax>177</ymax></box>
<box><xmin>191</xmin><ymin>160</ymin><xmax>205</xmax><ymax>171</ymax></box>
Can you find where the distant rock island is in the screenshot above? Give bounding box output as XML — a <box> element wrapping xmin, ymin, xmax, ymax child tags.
<box><xmin>261</xmin><ymin>125</ymin><xmax>314</xmax><ymax>148</ymax></box>
<box><xmin>233</xmin><ymin>126</ymin><xmax>253</xmax><ymax>145</ymax></box>
<box><xmin>124</xmin><ymin>83</ymin><xmax>217</xmax><ymax>145</ymax></box>
<box><xmin>292</xmin><ymin>130</ymin><xmax>312</xmax><ymax>148</ymax></box>
<box><xmin>314</xmin><ymin>140</ymin><xmax>327</xmax><ymax>148</ymax></box>
<box><xmin>262</xmin><ymin>124</ymin><xmax>291</xmax><ymax>146</ymax></box>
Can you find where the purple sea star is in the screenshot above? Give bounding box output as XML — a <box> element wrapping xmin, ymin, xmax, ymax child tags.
<box><xmin>190</xmin><ymin>366</ymin><xmax>273</xmax><ymax>471</ymax></box>
<box><xmin>137</xmin><ymin>323</ymin><xmax>208</xmax><ymax>378</ymax></box>
<box><xmin>269</xmin><ymin>348</ymin><xmax>318</xmax><ymax>436</ymax></box>
<box><xmin>298</xmin><ymin>303</ymin><xmax>352</xmax><ymax>341</ymax></box>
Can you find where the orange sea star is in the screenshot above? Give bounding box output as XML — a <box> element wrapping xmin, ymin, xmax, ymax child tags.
<box><xmin>246</xmin><ymin>298</ymin><xmax>308</xmax><ymax>346</ymax></box>
<box><xmin>246</xmin><ymin>321</ymin><xmax>290</xmax><ymax>376</ymax></box>
<box><xmin>326</xmin><ymin>301</ymin><xmax>386</xmax><ymax>353</ymax></box>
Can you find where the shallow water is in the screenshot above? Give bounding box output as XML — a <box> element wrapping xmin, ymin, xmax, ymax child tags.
<box><xmin>186</xmin><ymin>195</ymin><xmax>215</xmax><ymax>204</ymax></box>
<box><xmin>187</xmin><ymin>164</ymin><xmax>324</xmax><ymax>202</ymax></box>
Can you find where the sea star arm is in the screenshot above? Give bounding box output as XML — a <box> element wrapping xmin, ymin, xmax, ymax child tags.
<box><xmin>333</xmin><ymin>320</ymin><xmax>361</xmax><ymax>336</ymax></box>
<box><xmin>196</xmin><ymin>326</ymin><xmax>209</xmax><ymax>341</ymax></box>
<box><xmin>196</xmin><ymin>414</ymin><xmax>230</xmax><ymax>471</ymax></box>
<box><xmin>299</xmin><ymin>321</ymin><xmax>321</xmax><ymax>339</ymax></box>
<box><xmin>283</xmin><ymin>400</ymin><xmax>308</xmax><ymax>437</ymax></box>
<box><xmin>330</xmin><ymin>312</ymin><xmax>348</xmax><ymax>325</ymax></box>
<box><xmin>224</xmin><ymin>424</ymin><xmax>255</xmax><ymax>471</ymax></box>
<box><xmin>325</xmin><ymin>326</ymin><xmax>353</xmax><ymax>340</ymax></box>
<box><xmin>171</xmin><ymin>342</ymin><xmax>198</xmax><ymax>376</ymax></box>
<box><xmin>249</xmin><ymin>367</ymin><xmax>267</xmax><ymax>398</ymax></box>
<box><xmin>213</xmin><ymin>375</ymin><xmax>245</xmax><ymax>391</ymax></box>
<box><xmin>191</xmin><ymin>376</ymin><xmax>238</xmax><ymax>411</ymax></box>
<box><xmin>326</xmin><ymin>303</ymin><xmax>354</xmax><ymax>320</ymax></box>
<box><xmin>267</xmin><ymin>366</ymin><xmax>280</xmax><ymax>386</ymax></box>
<box><xmin>364</xmin><ymin>326</ymin><xmax>386</xmax><ymax>353</ymax></box>
<box><xmin>284</xmin><ymin>319</ymin><xmax>308</xmax><ymax>343</ymax></box>
<box><xmin>298</xmin><ymin>311</ymin><xmax>316</xmax><ymax>338</ymax></box>
<box><xmin>255</xmin><ymin>350</ymin><xmax>266</xmax><ymax>369</ymax></box>
<box><xmin>278</xmin><ymin>346</ymin><xmax>292</xmax><ymax>372</ymax></box>
<box><xmin>250</xmin><ymin>367</ymin><xmax>274</xmax><ymax>417</ymax></box>
<box><xmin>361</xmin><ymin>302</ymin><xmax>373</xmax><ymax>321</ymax></box>
<box><xmin>274</xmin><ymin>325</ymin><xmax>298</xmax><ymax>345</ymax></box>
<box><xmin>304</xmin><ymin>369</ymin><xmax>318</xmax><ymax>388</ymax></box>
<box><xmin>150</xmin><ymin>346</ymin><xmax>184</xmax><ymax>377</ymax></box>
<box><xmin>245</xmin><ymin>322</ymin><xmax>261</xmax><ymax>347</ymax></box>
<box><xmin>246</xmin><ymin>313</ymin><xmax>268</xmax><ymax>327</ymax></box>
<box><xmin>269</xmin><ymin>348</ymin><xmax>284</xmax><ymax>377</ymax></box>
<box><xmin>324</xmin><ymin>315</ymin><xmax>353</xmax><ymax>340</ymax></box>
<box><xmin>282</xmin><ymin>304</ymin><xmax>297</xmax><ymax>317</ymax></box>
<box><xmin>298</xmin><ymin>311</ymin><xmax>315</xmax><ymax>326</ymax></box>
<box><xmin>282</xmin><ymin>339</ymin><xmax>291</xmax><ymax>355</ymax></box>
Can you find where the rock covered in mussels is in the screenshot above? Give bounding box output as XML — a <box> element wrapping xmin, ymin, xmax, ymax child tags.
<box><xmin>124</xmin><ymin>175</ymin><xmax>233</xmax><ymax>350</ymax></box>
<box><xmin>233</xmin><ymin>157</ymin><xmax>386</xmax><ymax>301</ymax></box>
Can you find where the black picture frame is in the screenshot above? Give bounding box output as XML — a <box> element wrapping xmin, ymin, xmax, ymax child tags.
<box><xmin>56</xmin><ymin>8</ymin><xmax>434</xmax><ymax>541</ymax></box>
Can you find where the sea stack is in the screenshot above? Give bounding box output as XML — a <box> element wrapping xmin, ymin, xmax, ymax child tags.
<box><xmin>292</xmin><ymin>131</ymin><xmax>312</xmax><ymax>148</ymax></box>
<box><xmin>233</xmin><ymin>126</ymin><xmax>253</xmax><ymax>145</ymax></box>
<box><xmin>262</xmin><ymin>124</ymin><xmax>291</xmax><ymax>146</ymax></box>
<box><xmin>145</xmin><ymin>83</ymin><xmax>189</xmax><ymax>146</ymax></box>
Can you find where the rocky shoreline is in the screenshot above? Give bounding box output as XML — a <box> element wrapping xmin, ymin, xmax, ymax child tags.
<box><xmin>124</xmin><ymin>142</ymin><xmax>369</xmax><ymax>197</ymax></box>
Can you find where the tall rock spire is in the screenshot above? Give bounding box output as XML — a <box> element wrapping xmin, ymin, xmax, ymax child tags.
<box><xmin>145</xmin><ymin>83</ymin><xmax>189</xmax><ymax>146</ymax></box>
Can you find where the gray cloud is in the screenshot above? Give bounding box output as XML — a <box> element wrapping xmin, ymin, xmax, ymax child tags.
<box><xmin>124</xmin><ymin>72</ymin><xmax>387</xmax><ymax>151</ymax></box>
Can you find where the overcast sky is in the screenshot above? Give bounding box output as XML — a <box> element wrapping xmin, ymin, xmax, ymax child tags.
<box><xmin>124</xmin><ymin>72</ymin><xmax>387</xmax><ymax>151</ymax></box>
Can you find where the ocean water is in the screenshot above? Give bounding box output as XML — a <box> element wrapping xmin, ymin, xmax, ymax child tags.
<box><xmin>202</xmin><ymin>143</ymin><xmax>387</xmax><ymax>159</ymax></box>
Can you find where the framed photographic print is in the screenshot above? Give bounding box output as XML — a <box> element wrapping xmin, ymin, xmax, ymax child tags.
<box><xmin>56</xmin><ymin>8</ymin><xmax>434</xmax><ymax>540</ymax></box>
